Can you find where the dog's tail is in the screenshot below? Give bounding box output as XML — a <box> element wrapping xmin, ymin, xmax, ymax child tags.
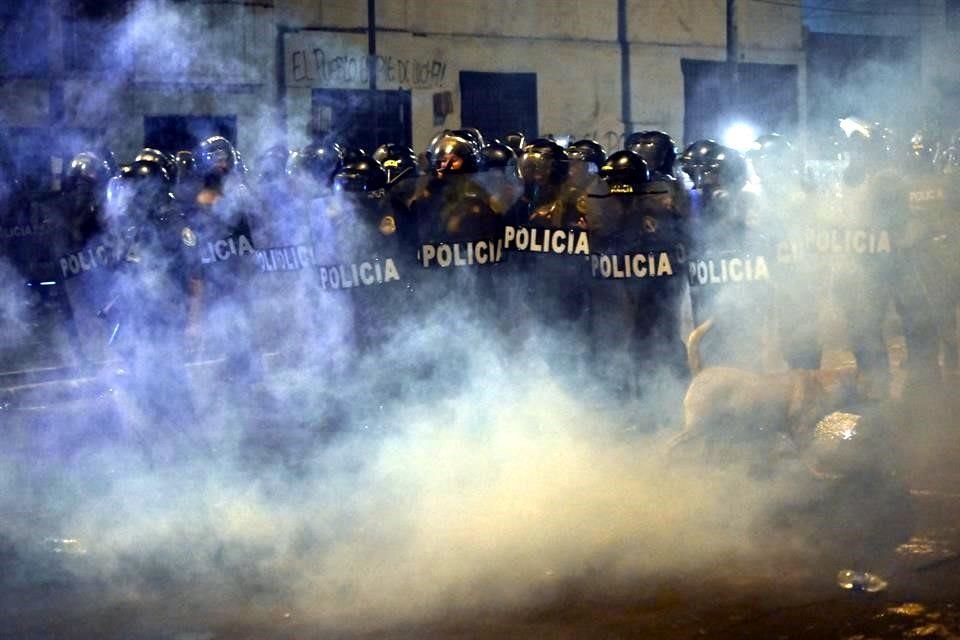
<box><xmin>686</xmin><ymin>317</ymin><xmax>714</xmax><ymax>376</ymax></box>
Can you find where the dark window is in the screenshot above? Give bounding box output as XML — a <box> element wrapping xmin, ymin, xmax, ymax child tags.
<box><xmin>310</xmin><ymin>89</ymin><xmax>412</xmax><ymax>152</ymax></box>
<box><xmin>0</xmin><ymin>0</ymin><xmax>50</xmax><ymax>76</ymax></box>
<box><xmin>143</xmin><ymin>115</ymin><xmax>238</xmax><ymax>154</ymax></box>
<box><xmin>459</xmin><ymin>71</ymin><xmax>538</xmax><ymax>142</ymax></box>
<box><xmin>681</xmin><ymin>60</ymin><xmax>798</xmax><ymax>145</ymax></box>
<box><xmin>63</xmin><ymin>0</ymin><xmax>129</xmax><ymax>72</ymax></box>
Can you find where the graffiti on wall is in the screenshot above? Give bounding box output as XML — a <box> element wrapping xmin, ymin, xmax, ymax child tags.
<box><xmin>289</xmin><ymin>48</ymin><xmax>447</xmax><ymax>90</ymax></box>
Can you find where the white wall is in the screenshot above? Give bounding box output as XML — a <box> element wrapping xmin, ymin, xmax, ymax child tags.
<box><xmin>281</xmin><ymin>0</ymin><xmax>805</xmax><ymax>151</ymax></box>
<box><xmin>0</xmin><ymin>0</ymin><xmax>805</xmax><ymax>164</ymax></box>
<box><xmin>282</xmin><ymin>29</ymin><xmax>623</xmax><ymax>152</ymax></box>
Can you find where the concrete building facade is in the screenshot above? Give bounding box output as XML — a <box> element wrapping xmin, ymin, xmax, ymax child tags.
<box><xmin>0</xmin><ymin>0</ymin><xmax>805</xmax><ymax>179</ymax></box>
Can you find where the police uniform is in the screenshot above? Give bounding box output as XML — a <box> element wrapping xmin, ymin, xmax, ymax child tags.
<box><xmin>49</xmin><ymin>152</ymin><xmax>120</xmax><ymax>368</ymax></box>
<box><xmin>832</xmin><ymin>166</ymin><xmax>903</xmax><ymax>397</ymax></box>
<box><xmin>50</xmin><ymin>189</ymin><xmax>116</xmax><ymax>367</ymax></box>
<box><xmin>108</xmin><ymin>187</ymin><xmax>197</xmax><ymax>425</ymax></box>
<box><xmin>687</xmin><ymin>183</ymin><xmax>773</xmax><ymax>371</ymax></box>
<box><xmin>894</xmin><ymin>168</ymin><xmax>951</xmax><ymax>381</ymax></box>
<box><xmin>410</xmin><ymin>171</ymin><xmax>505</xmax><ymax>315</ymax></box>
<box><xmin>248</xmin><ymin>156</ymin><xmax>318</xmax><ymax>365</ymax></box>
<box><xmin>319</xmin><ymin>159</ymin><xmax>415</xmax><ymax>358</ymax></box>
<box><xmin>937</xmin><ymin>169</ymin><xmax>960</xmax><ymax>371</ymax></box>
<box><xmin>185</xmin><ymin>176</ymin><xmax>262</xmax><ymax>383</ymax></box>
<box><xmin>590</xmin><ymin>152</ymin><xmax>690</xmax><ymax>408</ymax></box>
<box><xmin>404</xmin><ymin>154</ymin><xmax>506</xmax><ymax>394</ymax></box>
<box><xmin>761</xmin><ymin>178</ymin><xmax>824</xmax><ymax>370</ymax></box>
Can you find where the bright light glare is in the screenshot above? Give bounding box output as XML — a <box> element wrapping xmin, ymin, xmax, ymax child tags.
<box><xmin>722</xmin><ymin>122</ymin><xmax>757</xmax><ymax>152</ymax></box>
<box><xmin>839</xmin><ymin>117</ymin><xmax>871</xmax><ymax>138</ymax></box>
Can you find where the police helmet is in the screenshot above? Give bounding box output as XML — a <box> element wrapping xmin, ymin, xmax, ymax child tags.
<box><xmin>451</xmin><ymin>127</ymin><xmax>485</xmax><ymax>152</ymax></box>
<box><xmin>293</xmin><ymin>140</ymin><xmax>344</xmax><ymax>186</ymax></box>
<box><xmin>124</xmin><ymin>158</ymin><xmax>172</xmax><ymax>185</ymax></box>
<box><xmin>195</xmin><ymin>135</ymin><xmax>238</xmax><ymax>177</ymax></box>
<box><xmin>135</xmin><ymin>148</ymin><xmax>178</xmax><ymax>182</ymax></box>
<box><xmin>504</xmin><ymin>131</ymin><xmax>526</xmax><ymax>157</ymax></box>
<box><xmin>234</xmin><ymin>149</ymin><xmax>249</xmax><ymax>175</ymax></box>
<box><xmin>625</xmin><ymin>131</ymin><xmax>678</xmax><ymax>177</ymax></box>
<box><xmin>96</xmin><ymin>147</ymin><xmax>120</xmax><ymax>176</ymax></box>
<box><xmin>175</xmin><ymin>150</ymin><xmax>195</xmax><ymax>178</ymax></box>
<box><xmin>943</xmin><ymin>130</ymin><xmax>960</xmax><ymax>174</ymax></box>
<box><xmin>340</xmin><ymin>146</ymin><xmax>368</xmax><ymax>165</ymax></box>
<box><xmin>567</xmin><ymin>139</ymin><xmax>607</xmax><ymax>172</ymax></box>
<box><xmin>480</xmin><ymin>141</ymin><xmax>517</xmax><ymax>170</ymax></box>
<box><xmin>372</xmin><ymin>143</ymin><xmax>418</xmax><ymax>184</ymax></box>
<box><xmin>255</xmin><ymin>145</ymin><xmax>290</xmax><ymax>184</ymax></box>
<box><xmin>746</xmin><ymin>133</ymin><xmax>796</xmax><ymax>181</ymax></box>
<box><xmin>425</xmin><ymin>130</ymin><xmax>448</xmax><ymax>164</ymax></box>
<box><xmin>63</xmin><ymin>151</ymin><xmax>114</xmax><ymax>193</ymax></box>
<box><xmin>106</xmin><ymin>166</ymin><xmax>130</xmax><ymax>206</ymax></box>
<box><xmin>839</xmin><ymin>117</ymin><xmax>897</xmax><ymax>169</ymax></box>
<box><xmin>679</xmin><ymin>140</ymin><xmax>746</xmax><ymax>189</ymax></box>
<box><xmin>907</xmin><ymin>129</ymin><xmax>936</xmax><ymax>172</ymax></box>
<box><xmin>429</xmin><ymin>131</ymin><xmax>482</xmax><ymax>176</ymax></box>
<box><xmin>333</xmin><ymin>159</ymin><xmax>388</xmax><ymax>193</ymax></box>
<box><xmin>599</xmin><ymin>150</ymin><xmax>650</xmax><ymax>193</ymax></box>
<box><xmin>517</xmin><ymin>138</ymin><xmax>569</xmax><ymax>185</ymax></box>
<box><xmin>112</xmin><ymin>159</ymin><xmax>173</xmax><ymax>215</ymax></box>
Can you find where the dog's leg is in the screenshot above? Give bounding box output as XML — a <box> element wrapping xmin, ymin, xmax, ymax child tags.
<box><xmin>665</xmin><ymin>401</ymin><xmax>708</xmax><ymax>458</ymax></box>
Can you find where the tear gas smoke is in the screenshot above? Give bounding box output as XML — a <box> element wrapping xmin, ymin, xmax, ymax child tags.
<box><xmin>0</xmin><ymin>323</ymin><xmax>819</xmax><ymax>632</ymax></box>
<box><xmin>0</xmin><ymin>258</ymin><xmax>31</xmax><ymax>346</ymax></box>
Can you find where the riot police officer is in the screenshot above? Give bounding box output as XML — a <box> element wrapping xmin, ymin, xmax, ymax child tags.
<box><xmin>54</xmin><ymin>151</ymin><xmax>117</xmax><ymax>367</ymax></box>
<box><xmin>251</xmin><ymin>144</ymin><xmax>297</xmax><ymax>245</ymax></box>
<box><xmin>478</xmin><ymin>140</ymin><xmax>523</xmax><ymax>218</ymax></box>
<box><xmin>135</xmin><ymin>148</ymin><xmax>178</xmax><ymax>183</ymax></box>
<box><xmin>831</xmin><ymin>119</ymin><xmax>905</xmax><ymax>399</ymax></box>
<box><xmin>620</xmin><ymin>138</ymin><xmax>690</xmax><ymax>377</ymax></box>
<box><xmin>245</xmin><ymin>143</ymin><xmax>317</xmax><ymax>365</ymax></box>
<box><xmin>255</xmin><ymin>145</ymin><xmax>290</xmax><ymax>186</ymax></box>
<box><xmin>173</xmin><ymin>150</ymin><xmax>202</xmax><ymax>205</ymax></box>
<box><xmin>937</xmin><ymin>132</ymin><xmax>960</xmax><ymax>374</ymax></box>
<box><xmin>896</xmin><ymin>128</ymin><xmax>952</xmax><ymax>385</ymax></box>
<box><xmin>481</xmin><ymin>141</ymin><xmax>516</xmax><ymax>172</ymax></box>
<box><xmin>512</xmin><ymin>139</ymin><xmax>583</xmax><ymax>227</ymax></box>
<box><xmin>591</xmin><ymin>150</ymin><xmax>688</xmax><ymax>416</ymax></box>
<box><xmin>408</xmin><ymin>130</ymin><xmax>505</xmax><ymax>333</ymax></box>
<box><xmin>680</xmin><ymin>140</ymin><xmax>771</xmax><ymax>371</ymax></box>
<box><xmin>371</xmin><ymin>142</ymin><xmax>420</xmax><ymax>251</ymax></box>
<box><xmin>62</xmin><ymin>152</ymin><xmax>113</xmax><ymax>247</ymax></box>
<box><xmin>372</xmin><ymin>143</ymin><xmax>419</xmax><ymax>186</ymax></box>
<box><xmin>284</xmin><ymin>139</ymin><xmax>360</xmax><ymax>371</ymax></box>
<box><xmin>332</xmin><ymin>158</ymin><xmax>415</xmax><ymax>353</ymax></box>
<box><xmin>187</xmin><ymin>135</ymin><xmax>262</xmax><ymax>385</ymax></box>
<box><xmin>288</xmin><ymin>139</ymin><xmax>343</xmax><ymax>203</ymax></box>
<box><xmin>502</xmin><ymin>139</ymin><xmax>592</xmax><ymax>370</ymax></box>
<box><xmin>566</xmin><ymin>139</ymin><xmax>606</xmax><ymax>191</ymax></box>
<box><xmin>103</xmin><ymin>157</ymin><xmax>198</xmax><ymax>430</ymax></box>
<box><xmin>625</xmin><ymin>130</ymin><xmax>678</xmax><ymax>180</ymax></box>
<box><xmin>748</xmin><ymin>133</ymin><xmax>823</xmax><ymax>370</ymax></box>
